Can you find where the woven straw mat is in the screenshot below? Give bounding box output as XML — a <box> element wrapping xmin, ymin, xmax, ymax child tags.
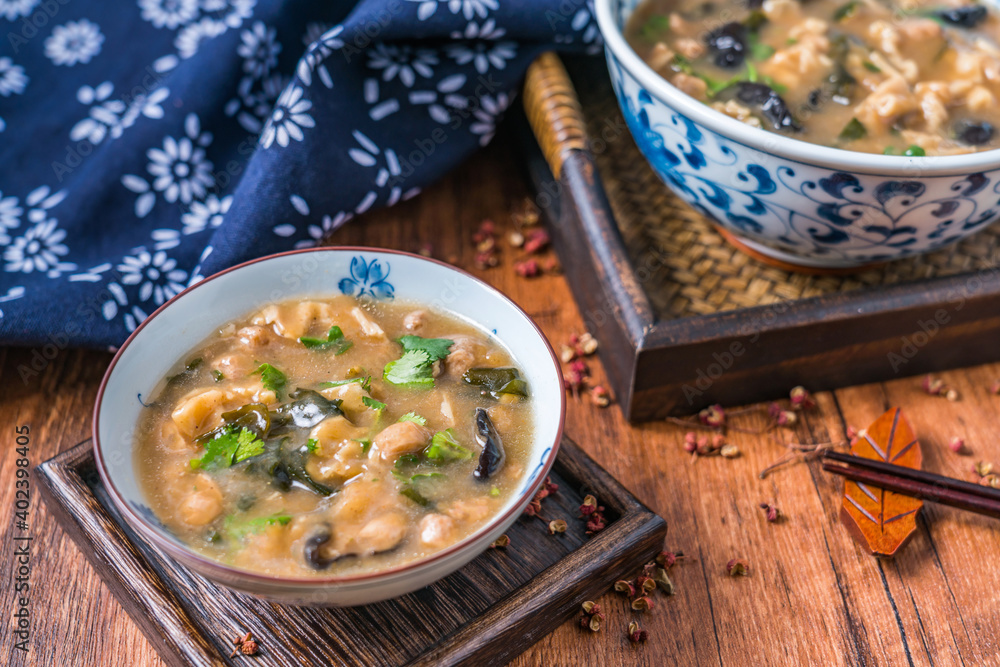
<box><xmin>585</xmin><ymin>93</ymin><xmax>1000</xmax><ymax>320</ymax></box>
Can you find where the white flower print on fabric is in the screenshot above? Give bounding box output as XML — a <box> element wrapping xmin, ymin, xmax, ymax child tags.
<box><xmin>238</xmin><ymin>21</ymin><xmax>281</xmax><ymax>79</ymax></box>
<box><xmin>139</xmin><ymin>0</ymin><xmax>198</xmax><ymax>29</ymax></box>
<box><xmin>225</xmin><ymin>74</ymin><xmax>277</xmax><ymax>131</ymax></box>
<box><xmin>364</xmin><ymin>73</ymin><xmax>468</xmax><ymax>124</ymax></box>
<box><xmin>45</xmin><ymin>19</ymin><xmax>105</xmax><ymax>67</ymax></box>
<box><xmin>122</xmin><ymin>113</ymin><xmax>214</xmax><ymax>217</ymax></box>
<box><xmin>470</xmin><ymin>92</ymin><xmax>510</xmax><ymax>146</ymax></box>
<box><xmin>302</xmin><ymin>22</ymin><xmax>331</xmax><ymax>47</ymax></box>
<box><xmin>0</xmin><ymin>0</ymin><xmax>37</xmax><ymax>21</ymax></box>
<box><xmin>226</xmin><ymin>73</ymin><xmax>287</xmax><ymax>133</ymax></box>
<box><xmin>408</xmin><ymin>0</ymin><xmax>497</xmax><ymax>21</ymax></box>
<box><xmin>260</xmin><ymin>84</ymin><xmax>314</xmax><ymax>149</ymax></box>
<box><xmin>119</xmin><ymin>248</ymin><xmax>189</xmax><ymax>306</ymax></box>
<box><xmin>276</xmin><ymin>195</ymin><xmax>354</xmax><ymax>248</ymax></box>
<box><xmin>175</xmin><ymin>17</ymin><xmax>227</xmax><ymax>58</ymax></box>
<box><xmin>181</xmin><ymin>194</ymin><xmax>232</xmax><ymax>234</ymax></box>
<box><xmin>297</xmin><ymin>23</ymin><xmax>342</xmax><ymax>88</ymax></box>
<box><xmin>0</xmin><ymin>58</ymin><xmax>28</xmax><ymax>97</ymax></box>
<box><xmin>4</xmin><ymin>219</ymin><xmax>76</xmax><ymax>278</ymax></box>
<box><xmin>367</xmin><ymin>43</ymin><xmax>438</xmax><ymax>88</ymax></box>
<box><xmin>0</xmin><ymin>191</ymin><xmax>23</xmax><ymax>245</ymax></box>
<box><xmin>450</xmin><ymin>18</ymin><xmax>505</xmax><ymax>40</ymax></box>
<box><xmin>71</xmin><ymin>83</ymin><xmax>170</xmax><ymax>144</ymax></box>
<box><xmin>219</xmin><ymin>0</ymin><xmax>256</xmax><ymax>29</ymax></box>
<box><xmin>0</xmin><ymin>286</ymin><xmax>26</xmax><ymax>320</ymax></box>
<box><xmin>187</xmin><ymin>244</ymin><xmax>214</xmax><ymax>286</ymax></box>
<box><xmin>348</xmin><ymin>130</ymin><xmax>408</xmax><ymax>209</ymax></box>
<box><xmin>555</xmin><ymin>1</ymin><xmax>602</xmax><ymax>55</ymax></box>
<box><xmin>447</xmin><ymin>36</ymin><xmax>516</xmax><ymax>74</ymax></box>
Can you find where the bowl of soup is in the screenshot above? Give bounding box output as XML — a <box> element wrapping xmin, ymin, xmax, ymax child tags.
<box><xmin>93</xmin><ymin>247</ymin><xmax>564</xmax><ymax>606</ymax></box>
<box><xmin>595</xmin><ymin>0</ymin><xmax>1000</xmax><ymax>268</ymax></box>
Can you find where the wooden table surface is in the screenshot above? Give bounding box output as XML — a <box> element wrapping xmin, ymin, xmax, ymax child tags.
<box><xmin>3</xmin><ymin>133</ymin><xmax>1000</xmax><ymax>666</ymax></box>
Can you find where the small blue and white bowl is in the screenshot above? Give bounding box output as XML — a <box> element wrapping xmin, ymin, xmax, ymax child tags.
<box><xmin>94</xmin><ymin>247</ymin><xmax>565</xmax><ymax>606</ymax></box>
<box><xmin>595</xmin><ymin>0</ymin><xmax>1000</xmax><ymax>269</ymax></box>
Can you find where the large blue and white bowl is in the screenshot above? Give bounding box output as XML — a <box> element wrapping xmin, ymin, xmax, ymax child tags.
<box><xmin>94</xmin><ymin>247</ymin><xmax>564</xmax><ymax>606</ymax></box>
<box><xmin>595</xmin><ymin>0</ymin><xmax>1000</xmax><ymax>268</ymax></box>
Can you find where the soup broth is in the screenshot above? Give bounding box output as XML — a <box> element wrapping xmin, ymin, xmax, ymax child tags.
<box><xmin>134</xmin><ymin>295</ymin><xmax>533</xmax><ymax>577</ymax></box>
<box><xmin>627</xmin><ymin>0</ymin><xmax>1000</xmax><ymax>155</ymax></box>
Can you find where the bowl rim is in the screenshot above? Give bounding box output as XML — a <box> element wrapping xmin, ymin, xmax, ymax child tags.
<box><xmin>593</xmin><ymin>0</ymin><xmax>1000</xmax><ymax>176</ymax></box>
<box><xmin>92</xmin><ymin>245</ymin><xmax>566</xmax><ymax>587</ymax></box>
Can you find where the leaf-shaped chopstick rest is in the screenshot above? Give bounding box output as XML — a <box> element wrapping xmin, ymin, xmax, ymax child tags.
<box><xmin>840</xmin><ymin>408</ymin><xmax>923</xmax><ymax>557</ymax></box>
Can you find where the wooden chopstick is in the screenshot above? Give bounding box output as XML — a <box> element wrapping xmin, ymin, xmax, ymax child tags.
<box><xmin>821</xmin><ymin>450</ymin><xmax>1000</xmax><ymax>520</ymax></box>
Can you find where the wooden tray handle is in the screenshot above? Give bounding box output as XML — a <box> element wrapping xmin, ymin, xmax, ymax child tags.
<box><xmin>523</xmin><ymin>52</ymin><xmax>590</xmax><ymax>179</ymax></box>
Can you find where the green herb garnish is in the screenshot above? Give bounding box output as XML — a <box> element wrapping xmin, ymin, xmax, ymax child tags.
<box><xmin>252</xmin><ymin>363</ymin><xmax>287</xmax><ymax>399</ymax></box>
<box><xmin>384</xmin><ymin>349</ymin><xmax>435</xmax><ymax>388</ymax></box>
<box><xmin>839</xmin><ymin>117</ymin><xmax>867</xmax><ymax>141</ymax></box>
<box><xmin>883</xmin><ymin>146</ymin><xmax>897</xmax><ymax>155</ymax></box>
<box><xmin>211</xmin><ymin>369</ymin><xmax>224</xmax><ymax>382</ymax></box>
<box><xmin>354</xmin><ymin>437</ymin><xmax>372</xmax><ymax>454</ymax></box>
<box><xmin>398</xmin><ymin>335</ymin><xmax>454</xmax><ymax>361</ymax></box>
<box><xmin>190</xmin><ymin>427</ymin><xmax>263</xmax><ymax>470</ymax></box>
<box><xmin>400</xmin><ymin>487</ymin><xmax>430</xmax><ymax>506</ymax></box>
<box><xmin>833</xmin><ymin>0</ymin><xmax>859</xmax><ymax>21</ymax></box>
<box><xmin>305</xmin><ymin>438</ymin><xmax>319</xmax><ymax>453</ymax></box>
<box><xmin>490</xmin><ymin>486</ymin><xmax>501</xmax><ymax>498</ymax></box>
<box><xmin>362</xmin><ymin>395</ymin><xmax>387</xmax><ymax>412</ymax></box>
<box><xmin>398</xmin><ymin>412</ymin><xmax>427</xmax><ymax>425</ymax></box>
<box><xmin>425</xmin><ymin>429</ymin><xmax>473</xmax><ymax>463</ymax></box>
<box><xmin>904</xmin><ymin>144</ymin><xmax>926</xmax><ymax>157</ymax></box>
<box><xmin>862</xmin><ymin>60</ymin><xmax>881</xmax><ymax>72</ymax></box>
<box><xmin>748</xmin><ymin>33</ymin><xmax>775</xmax><ymax>61</ymax></box>
<box><xmin>299</xmin><ymin>325</ymin><xmax>353</xmax><ymax>355</ymax></box>
<box><xmin>640</xmin><ymin>14</ymin><xmax>670</xmax><ymax>41</ymax></box>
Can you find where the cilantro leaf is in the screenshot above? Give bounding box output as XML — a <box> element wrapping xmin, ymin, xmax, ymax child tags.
<box><xmin>211</xmin><ymin>369</ymin><xmax>224</xmax><ymax>382</ymax></box>
<box><xmin>321</xmin><ymin>376</ymin><xmax>372</xmax><ymax>393</ymax></box>
<box><xmin>305</xmin><ymin>438</ymin><xmax>319</xmax><ymax>453</ymax></box>
<box><xmin>398</xmin><ymin>335</ymin><xmax>454</xmax><ymax>361</ymax></box>
<box><xmin>253</xmin><ymin>363</ymin><xmax>287</xmax><ymax>399</ymax></box>
<box><xmin>398</xmin><ymin>412</ymin><xmax>426</xmax><ymax>425</ymax></box>
<box><xmin>300</xmin><ymin>325</ymin><xmax>353</xmax><ymax>355</ymax></box>
<box><xmin>383</xmin><ymin>349</ymin><xmax>435</xmax><ymax>388</ymax></box>
<box><xmin>233</xmin><ymin>428</ymin><xmax>265</xmax><ymax>463</ymax></box>
<box><xmin>190</xmin><ymin>426</ymin><xmax>263</xmax><ymax>470</ymax></box>
<box><xmin>353</xmin><ymin>437</ymin><xmax>372</xmax><ymax>454</ymax></box>
<box><xmin>362</xmin><ymin>396</ymin><xmax>387</xmax><ymax>412</ymax></box>
<box><xmin>425</xmin><ymin>429</ymin><xmax>473</xmax><ymax>463</ymax></box>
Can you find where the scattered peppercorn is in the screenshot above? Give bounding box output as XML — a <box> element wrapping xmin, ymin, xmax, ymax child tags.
<box><xmin>720</xmin><ymin>443</ymin><xmax>740</xmax><ymax>458</ymax></box>
<box><xmin>507</xmin><ymin>230</ymin><xmax>525</xmax><ymax>248</ymax></box>
<box><xmin>590</xmin><ymin>385</ymin><xmax>611</xmax><ymax>408</ymax></box>
<box><xmin>514</xmin><ymin>259</ymin><xmax>541</xmax><ymax>277</ymax></box>
<box><xmin>560</xmin><ymin>345</ymin><xmax>577</xmax><ymax>363</ymax></box>
<box><xmin>948</xmin><ymin>436</ymin><xmax>967</xmax><ymax>454</ymax></box>
<box><xmin>523</xmin><ymin>229</ymin><xmax>550</xmax><ymax>254</ymax></box>
<box><xmin>789</xmin><ymin>386</ymin><xmax>816</xmax><ymax>410</ymax></box>
<box><xmin>699</xmin><ymin>404</ymin><xmax>726</xmax><ymax>428</ymax></box>
<box><xmin>548</xmin><ymin>519</ymin><xmax>568</xmax><ymax>534</ymax></box>
<box><xmin>759</xmin><ymin>503</ymin><xmax>781</xmax><ymax>523</ymax></box>
<box><xmin>768</xmin><ymin>402</ymin><xmax>798</xmax><ymax>427</ymax></box>
<box><xmin>655</xmin><ymin>550</ymin><xmax>685</xmax><ymax>568</ymax></box>
<box><xmin>230</xmin><ymin>632</ymin><xmax>259</xmax><ymax>658</ymax></box>
<box><xmin>990</xmin><ymin>380</ymin><xmax>1000</xmax><ymax>395</ymax></box>
<box><xmin>627</xmin><ymin>621</ymin><xmax>648</xmax><ymax>644</ymax></box>
<box><xmin>631</xmin><ymin>596</ymin><xmax>654</xmax><ymax>611</ymax></box>
<box><xmin>578</xmin><ymin>332</ymin><xmax>599</xmax><ymax>355</ymax></box>
<box><xmin>417</xmin><ymin>242</ymin><xmax>433</xmax><ymax>257</ymax></box>
<box><xmin>579</xmin><ymin>601</ymin><xmax>604</xmax><ymax>632</ymax></box>
<box><xmin>614</xmin><ymin>580</ymin><xmax>636</xmax><ymax>597</ymax></box>
<box><xmin>490</xmin><ymin>534</ymin><xmax>510</xmax><ymax>549</ymax></box>
<box><xmin>683</xmin><ymin>431</ymin><xmax>698</xmax><ymax>453</ymax></box>
<box><xmin>726</xmin><ymin>558</ymin><xmax>750</xmax><ymax>577</ymax></box>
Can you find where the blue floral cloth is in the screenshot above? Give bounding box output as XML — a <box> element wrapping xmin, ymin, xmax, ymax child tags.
<box><xmin>0</xmin><ymin>0</ymin><xmax>600</xmax><ymax>348</ymax></box>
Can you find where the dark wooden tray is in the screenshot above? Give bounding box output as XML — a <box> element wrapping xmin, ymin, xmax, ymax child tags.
<box><xmin>36</xmin><ymin>437</ymin><xmax>665</xmax><ymax>667</ymax></box>
<box><xmin>518</xmin><ymin>53</ymin><xmax>1000</xmax><ymax>422</ymax></box>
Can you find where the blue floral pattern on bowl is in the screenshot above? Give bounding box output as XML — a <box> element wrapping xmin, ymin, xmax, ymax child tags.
<box><xmin>338</xmin><ymin>256</ymin><xmax>395</xmax><ymax>299</ymax></box>
<box><xmin>601</xmin><ymin>0</ymin><xmax>1000</xmax><ymax>268</ymax></box>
